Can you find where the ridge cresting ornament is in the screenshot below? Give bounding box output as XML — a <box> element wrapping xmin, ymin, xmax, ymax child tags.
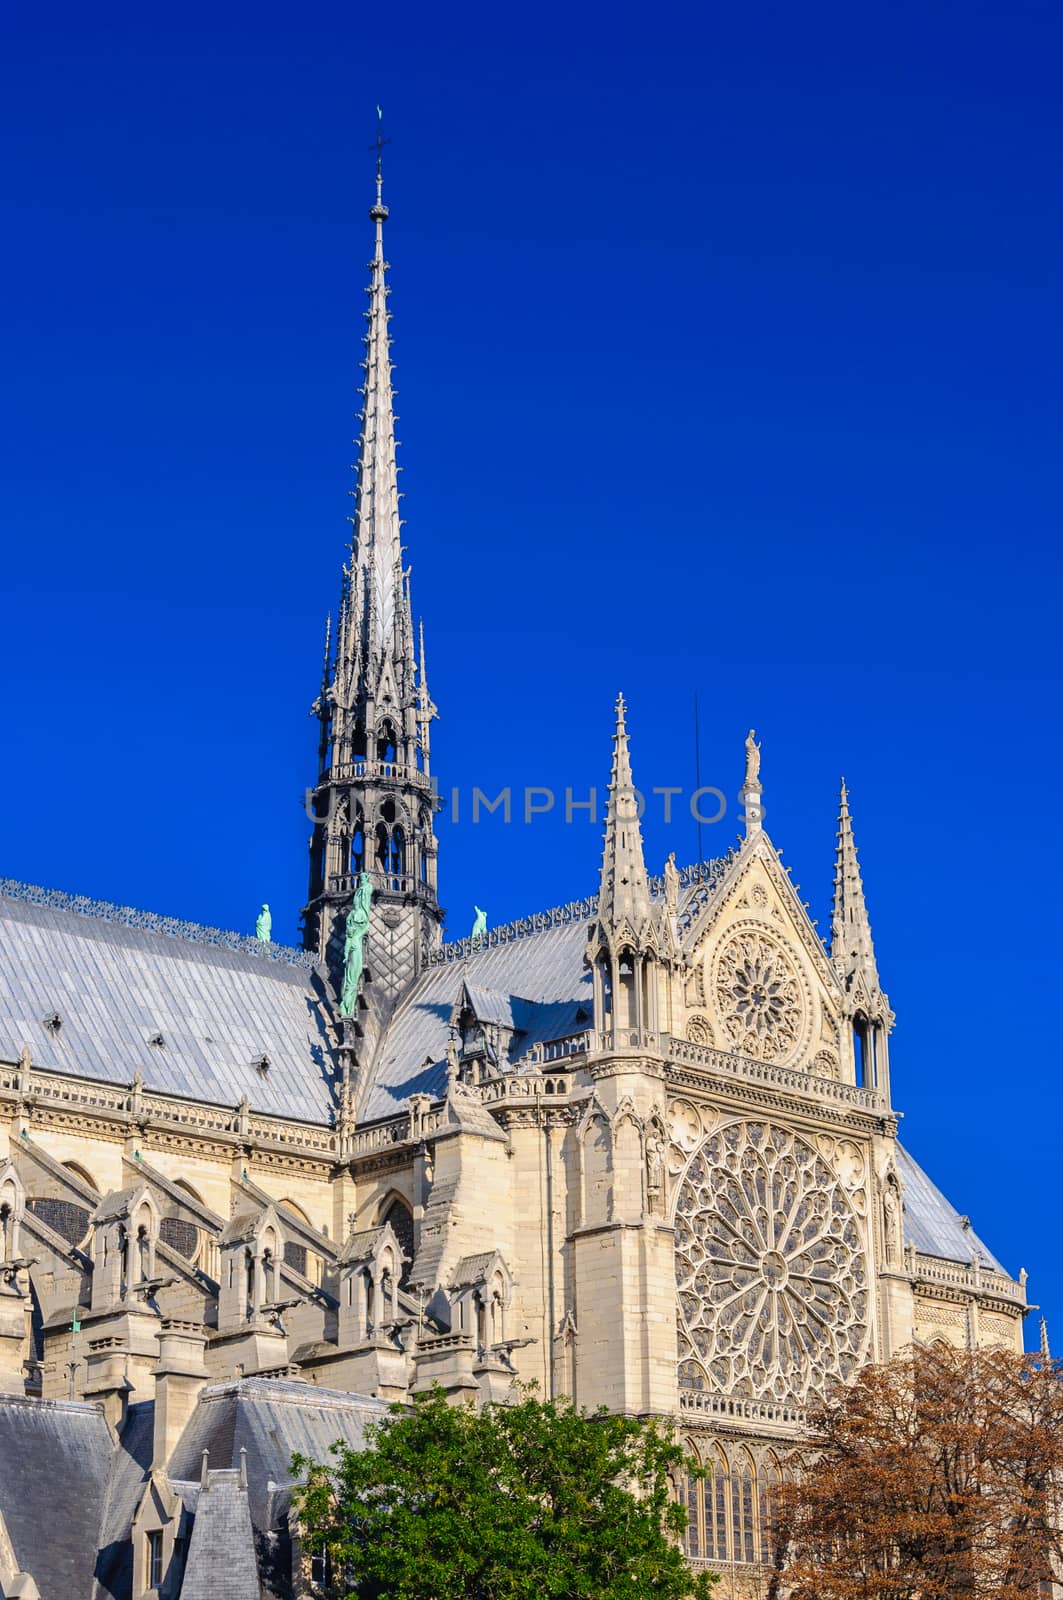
<box><xmin>675</xmin><ymin>1120</ymin><xmax>869</xmax><ymax>1403</ymax></box>
<box><xmin>714</xmin><ymin>927</ymin><xmax>804</xmax><ymax>1062</ymax></box>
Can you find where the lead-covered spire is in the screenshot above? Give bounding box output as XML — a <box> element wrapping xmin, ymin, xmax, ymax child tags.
<box><xmin>319</xmin><ymin>127</ymin><xmax>427</xmax><ymax>775</ymax></box>
<box><xmin>303</xmin><ymin>134</ymin><xmax>442</xmax><ymax>1005</ymax></box>
<box><xmin>830</xmin><ymin>779</ymin><xmax>880</xmax><ymax>989</ymax></box>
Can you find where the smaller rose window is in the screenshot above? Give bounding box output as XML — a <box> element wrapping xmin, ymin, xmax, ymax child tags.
<box><xmin>715</xmin><ymin>931</ymin><xmax>804</xmax><ymax>1062</ymax></box>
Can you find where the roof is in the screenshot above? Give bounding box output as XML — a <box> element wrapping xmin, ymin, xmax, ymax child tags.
<box><xmin>92</xmin><ymin>1399</ymin><xmax>155</xmax><ymax>1600</ymax></box>
<box><xmin>180</xmin><ymin>1470</ymin><xmax>259</xmax><ymax>1600</ymax></box>
<box><xmin>898</xmin><ymin>1144</ymin><xmax>1009</xmax><ymax>1274</ymax></box>
<box><xmin>0</xmin><ymin>1393</ymin><xmax>113</xmax><ymax>1598</ymax></box>
<box><xmin>168</xmin><ymin>1378</ymin><xmax>388</xmax><ymax>1530</ymax></box>
<box><xmin>364</xmin><ymin>917</ymin><xmax>595</xmax><ymax>1120</ymax></box>
<box><xmin>364</xmin><ymin>857</ymin><xmax>733</xmax><ymax>1123</ymax></box>
<box><xmin>0</xmin><ymin>885</ymin><xmax>338</xmax><ymax>1122</ymax></box>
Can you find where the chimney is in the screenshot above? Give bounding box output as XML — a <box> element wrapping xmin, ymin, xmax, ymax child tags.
<box><xmin>152</xmin><ymin>1320</ymin><xmax>210</xmax><ymax>1471</ymax></box>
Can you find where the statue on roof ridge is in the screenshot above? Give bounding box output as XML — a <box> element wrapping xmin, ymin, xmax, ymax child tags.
<box><xmin>340</xmin><ymin>873</ymin><xmax>374</xmax><ymax>1016</ymax></box>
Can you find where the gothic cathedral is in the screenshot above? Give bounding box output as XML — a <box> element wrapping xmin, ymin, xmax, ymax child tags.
<box><xmin>0</xmin><ymin>169</ymin><xmax>1030</xmax><ymax>1599</ymax></box>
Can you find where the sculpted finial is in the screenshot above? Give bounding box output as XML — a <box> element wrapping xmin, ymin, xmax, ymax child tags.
<box><xmin>743</xmin><ymin>730</ymin><xmax>761</xmax><ymax>791</ymax></box>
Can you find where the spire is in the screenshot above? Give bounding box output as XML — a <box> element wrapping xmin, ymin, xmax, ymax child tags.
<box><xmin>830</xmin><ymin>779</ymin><xmax>880</xmax><ymax>988</ymax></box>
<box><xmin>356</xmin><ymin>120</ymin><xmax>403</xmax><ymax>664</ymax></box>
<box><xmin>316</xmin><ymin>117</ymin><xmax>427</xmax><ymax>775</ymax></box>
<box><xmin>302</xmin><ymin>125</ymin><xmax>442</xmax><ymax>1000</ymax></box>
<box><xmin>596</xmin><ymin>695</ymin><xmax>653</xmax><ymax>938</ymax></box>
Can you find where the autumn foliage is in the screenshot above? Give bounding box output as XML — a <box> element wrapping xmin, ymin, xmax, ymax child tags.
<box><xmin>768</xmin><ymin>1342</ymin><xmax>1063</xmax><ymax>1600</ymax></box>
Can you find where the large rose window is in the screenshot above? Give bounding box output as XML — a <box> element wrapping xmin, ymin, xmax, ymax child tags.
<box><xmin>714</xmin><ymin>929</ymin><xmax>804</xmax><ymax>1062</ymax></box>
<box><xmin>675</xmin><ymin>1121</ymin><xmax>869</xmax><ymax>1403</ymax></box>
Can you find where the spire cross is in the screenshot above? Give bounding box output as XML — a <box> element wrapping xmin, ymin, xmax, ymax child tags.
<box><xmin>369</xmin><ymin>107</ymin><xmax>390</xmax><ymax>202</ymax></box>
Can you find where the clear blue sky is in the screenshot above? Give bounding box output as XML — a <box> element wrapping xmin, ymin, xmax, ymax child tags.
<box><xmin>3</xmin><ymin>2</ymin><xmax>1060</xmax><ymax>1338</ymax></box>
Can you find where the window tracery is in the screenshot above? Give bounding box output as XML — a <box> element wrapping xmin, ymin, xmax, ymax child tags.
<box><xmin>714</xmin><ymin>929</ymin><xmax>805</xmax><ymax>1062</ymax></box>
<box><xmin>681</xmin><ymin>1442</ymin><xmax>785</xmax><ymax>1567</ymax></box>
<box><xmin>675</xmin><ymin>1120</ymin><xmax>869</xmax><ymax>1403</ymax></box>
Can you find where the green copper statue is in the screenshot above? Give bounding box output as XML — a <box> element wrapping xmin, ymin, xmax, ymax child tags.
<box><xmin>470</xmin><ymin>905</ymin><xmax>487</xmax><ymax>945</ymax></box>
<box><xmin>255</xmin><ymin>903</ymin><xmax>272</xmax><ymax>943</ymax></box>
<box><xmin>340</xmin><ymin>873</ymin><xmax>373</xmax><ymax>1015</ymax></box>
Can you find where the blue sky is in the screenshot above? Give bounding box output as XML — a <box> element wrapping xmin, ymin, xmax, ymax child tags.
<box><xmin>3</xmin><ymin>2</ymin><xmax>1061</xmax><ymax>1336</ymax></box>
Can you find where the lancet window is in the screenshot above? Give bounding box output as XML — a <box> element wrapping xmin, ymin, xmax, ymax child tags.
<box><xmin>681</xmin><ymin>1443</ymin><xmax>785</xmax><ymax>1567</ymax></box>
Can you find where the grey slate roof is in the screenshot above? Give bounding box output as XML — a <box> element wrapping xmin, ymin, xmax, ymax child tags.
<box><xmin>364</xmin><ymin>917</ymin><xmax>595</xmax><ymax>1121</ymax></box>
<box><xmin>0</xmin><ymin>1392</ymin><xmax>113</xmax><ymax>1598</ymax></box>
<box><xmin>0</xmin><ymin>889</ymin><xmax>338</xmax><ymax>1122</ymax></box>
<box><xmin>168</xmin><ymin>1378</ymin><xmax>388</xmax><ymax>1529</ymax></box>
<box><xmin>92</xmin><ymin>1399</ymin><xmax>155</xmax><ymax>1600</ymax></box>
<box><xmin>180</xmin><ymin>1469</ymin><xmax>259</xmax><ymax>1600</ymax></box>
<box><xmin>898</xmin><ymin>1144</ymin><xmax>1008</xmax><ymax>1274</ymax></box>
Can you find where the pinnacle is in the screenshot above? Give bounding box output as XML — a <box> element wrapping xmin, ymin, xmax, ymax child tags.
<box><xmin>830</xmin><ymin>778</ymin><xmax>880</xmax><ymax>989</ymax></box>
<box><xmin>596</xmin><ymin>696</ymin><xmax>652</xmax><ymax>940</ymax></box>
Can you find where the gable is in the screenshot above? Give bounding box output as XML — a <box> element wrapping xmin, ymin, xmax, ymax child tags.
<box><xmin>676</xmin><ymin>834</ymin><xmax>845</xmax><ymax>1076</ymax></box>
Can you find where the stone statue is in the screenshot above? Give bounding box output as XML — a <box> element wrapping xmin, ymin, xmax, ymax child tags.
<box><xmin>470</xmin><ymin>905</ymin><xmax>487</xmax><ymax>944</ymax></box>
<box><xmin>646</xmin><ymin>1134</ymin><xmax>665</xmax><ymax>1202</ymax></box>
<box><xmin>883</xmin><ymin>1177</ymin><xmax>901</xmax><ymax>1264</ymax></box>
<box><xmin>445</xmin><ymin>1032</ymin><xmax>460</xmax><ymax>1089</ymax></box>
<box><xmin>255</xmin><ymin>903</ymin><xmax>272</xmax><ymax>943</ymax></box>
<box><xmin>663</xmin><ymin>851</ymin><xmax>679</xmax><ymax>914</ymax></box>
<box><xmin>340</xmin><ymin>872</ymin><xmax>374</xmax><ymax>1016</ymax></box>
<box><xmin>743</xmin><ymin>730</ymin><xmax>761</xmax><ymax>790</ymax></box>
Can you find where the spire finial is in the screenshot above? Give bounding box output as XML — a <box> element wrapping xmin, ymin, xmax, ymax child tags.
<box><xmin>1041</xmin><ymin>1315</ymin><xmax>1051</xmax><ymax>1362</ymax></box>
<box><xmin>369</xmin><ymin>105</ymin><xmax>390</xmax><ymax>223</ymax></box>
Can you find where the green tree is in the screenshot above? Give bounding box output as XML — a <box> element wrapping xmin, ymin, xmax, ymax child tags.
<box><xmin>293</xmin><ymin>1386</ymin><xmax>717</xmax><ymax>1600</ymax></box>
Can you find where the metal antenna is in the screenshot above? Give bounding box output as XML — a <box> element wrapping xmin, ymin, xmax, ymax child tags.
<box><xmin>693</xmin><ymin>691</ymin><xmax>704</xmax><ymax>871</ymax></box>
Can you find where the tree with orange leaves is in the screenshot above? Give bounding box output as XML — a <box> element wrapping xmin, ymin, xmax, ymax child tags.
<box><xmin>767</xmin><ymin>1341</ymin><xmax>1063</xmax><ymax>1600</ymax></box>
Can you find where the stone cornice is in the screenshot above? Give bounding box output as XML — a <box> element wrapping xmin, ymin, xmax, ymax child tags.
<box><xmin>0</xmin><ymin>1059</ymin><xmax>338</xmax><ymax>1172</ymax></box>
<box><xmin>664</xmin><ymin>1060</ymin><xmax>894</xmax><ymax>1137</ymax></box>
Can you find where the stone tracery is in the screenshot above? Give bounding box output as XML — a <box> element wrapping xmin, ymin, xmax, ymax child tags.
<box><xmin>714</xmin><ymin>929</ymin><xmax>804</xmax><ymax>1062</ymax></box>
<box><xmin>675</xmin><ymin>1119</ymin><xmax>869</xmax><ymax>1403</ymax></box>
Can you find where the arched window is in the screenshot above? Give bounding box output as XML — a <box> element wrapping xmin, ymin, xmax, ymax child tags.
<box><xmin>617</xmin><ymin>948</ymin><xmax>638</xmax><ymax>1032</ymax></box>
<box><xmin>731</xmin><ymin>1450</ymin><xmax>756</xmax><ymax>1565</ymax></box>
<box><xmin>160</xmin><ymin>1179</ymin><xmax>201</xmax><ymax>1262</ymax></box>
<box><xmin>373</xmin><ymin>819</ymin><xmax>388</xmax><ymax>872</ymax></box>
<box><xmin>63</xmin><ymin>1162</ymin><xmax>98</xmax><ymax>1193</ymax></box>
<box><xmin>759</xmin><ymin>1453</ymin><xmax>782</xmax><ymax>1563</ymax></box>
<box><xmin>853</xmin><ymin>1014</ymin><xmax>875</xmax><ymax>1086</ymax></box>
<box><xmin>350</xmin><ymin>809</ymin><xmax>365</xmax><ymax>876</ymax></box>
<box><xmin>280</xmin><ymin>1198</ymin><xmax>311</xmax><ymax>1277</ymax></box>
<box><xmin>376</xmin><ymin>721</ymin><xmax>398</xmax><ymax>765</ymax></box>
<box><xmin>681</xmin><ymin>1449</ymin><xmax>702</xmax><ymax>1560</ymax></box>
<box><xmin>379</xmin><ymin>1197</ymin><xmax>414</xmax><ymax>1290</ymax></box>
<box><xmin>708</xmin><ymin>1445</ymin><xmax>730</xmax><ymax>1563</ymax></box>
<box><xmin>598</xmin><ymin>953</ymin><xmax>614</xmax><ymax>1017</ymax></box>
<box><xmin>388</xmin><ymin>825</ymin><xmax>406</xmax><ymax>881</ymax></box>
<box><xmin>27</xmin><ymin>1160</ymin><xmax>95</xmax><ymax>1248</ymax></box>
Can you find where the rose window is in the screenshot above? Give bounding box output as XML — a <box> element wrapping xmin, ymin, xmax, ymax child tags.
<box><xmin>715</xmin><ymin>930</ymin><xmax>803</xmax><ymax>1062</ymax></box>
<box><xmin>675</xmin><ymin>1120</ymin><xmax>869</xmax><ymax>1404</ymax></box>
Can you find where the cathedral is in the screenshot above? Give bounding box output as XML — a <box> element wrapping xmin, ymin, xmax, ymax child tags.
<box><xmin>0</xmin><ymin>163</ymin><xmax>1031</xmax><ymax>1600</ymax></box>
